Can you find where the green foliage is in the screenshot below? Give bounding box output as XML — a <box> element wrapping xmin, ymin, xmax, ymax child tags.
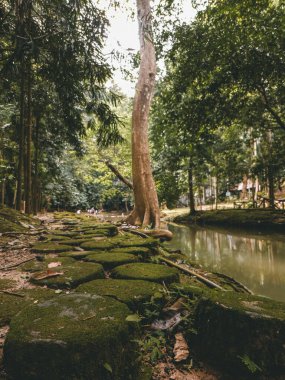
<box><xmin>238</xmin><ymin>354</ymin><xmax>262</xmax><ymax>374</ymax></box>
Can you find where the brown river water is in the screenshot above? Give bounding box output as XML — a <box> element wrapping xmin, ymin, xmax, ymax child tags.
<box><xmin>165</xmin><ymin>223</ymin><xmax>285</xmax><ymax>302</ymax></box>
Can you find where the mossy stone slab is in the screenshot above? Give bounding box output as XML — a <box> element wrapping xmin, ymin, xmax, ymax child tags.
<box><xmin>112</xmin><ymin>236</ymin><xmax>158</xmax><ymax>249</ymax></box>
<box><xmin>0</xmin><ymin>288</ymin><xmax>58</xmax><ymax>327</ymax></box>
<box><xmin>21</xmin><ymin>257</ymin><xmax>75</xmax><ymax>273</ymax></box>
<box><xmin>44</xmin><ymin>235</ymin><xmax>72</xmax><ymax>242</ymax></box>
<box><xmin>4</xmin><ymin>293</ymin><xmax>139</xmax><ymax>380</ymax></box>
<box><xmin>50</xmin><ymin>231</ymin><xmax>78</xmax><ymax>237</ymax></box>
<box><xmin>57</xmin><ymin>238</ymin><xmax>91</xmax><ymax>246</ymax></box>
<box><xmin>30</xmin><ymin>261</ymin><xmax>104</xmax><ymax>289</ymax></box>
<box><xmin>58</xmin><ymin>251</ymin><xmax>95</xmax><ymax>259</ymax></box>
<box><xmin>109</xmin><ymin>247</ymin><xmax>152</xmax><ymax>258</ymax></box>
<box><xmin>83</xmin><ymin>252</ymin><xmax>139</xmax><ymax>269</ymax></box>
<box><xmin>77</xmin><ymin>279</ymin><xmax>163</xmax><ymax>311</ymax></box>
<box><xmin>193</xmin><ymin>291</ymin><xmax>285</xmax><ymax>377</ymax></box>
<box><xmin>111</xmin><ymin>263</ymin><xmax>179</xmax><ymax>284</ymax></box>
<box><xmin>31</xmin><ymin>242</ymin><xmax>74</xmax><ymax>254</ymax></box>
<box><xmin>0</xmin><ymin>279</ymin><xmax>17</xmax><ymax>290</ymax></box>
<box><xmin>80</xmin><ymin>239</ymin><xmax>116</xmax><ymax>251</ymax></box>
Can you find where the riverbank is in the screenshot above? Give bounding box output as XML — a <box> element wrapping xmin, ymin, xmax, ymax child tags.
<box><xmin>1</xmin><ymin>208</ymin><xmax>285</xmax><ymax>379</ymax></box>
<box><xmin>166</xmin><ymin>208</ymin><xmax>285</xmax><ymax>232</ymax></box>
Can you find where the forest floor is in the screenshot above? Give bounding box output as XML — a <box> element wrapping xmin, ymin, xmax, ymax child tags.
<box><xmin>1</xmin><ymin>208</ymin><xmax>285</xmax><ymax>379</ymax></box>
<box><xmin>0</xmin><ymin>209</ymin><xmax>222</xmax><ymax>380</ymax></box>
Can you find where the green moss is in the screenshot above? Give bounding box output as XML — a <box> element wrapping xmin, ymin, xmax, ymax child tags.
<box><xmin>0</xmin><ymin>288</ymin><xmax>58</xmax><ymax>327</ymax></box>
<box><xmin>175</xmin><ymin>209</ymin><xmax>285</xmax><ymax>231</ymax></box>
<box><xmin>58</xmin><ymin>251</ymin><xmax>95</xmax><ymax>259</ymax></box>
<box><xmin>80</xmin><ymin>239</ymin><xmax>116</xmax><ymax>250</ymax></box>
<box><xmin>30</xmin><ymin>261</ymin><xmax>104</xmax><ymax>289</ymax></box>
<box><xmin>21</xmin><ymin>257</ymin><xmax>75</xmax><ymax>273</ymax></box>
<box><xmin>193</xmin><ymin>291</ymin><xmax>285</xmax><ymax>376</ymax></box>
<box><xmin>111</xmin><ymin>263</ymin><xmax>179</xmax><ymax>284</ymax></box>
<box><xmin>31</xmin><ymin>242</ymin><xmax>74</xmax><ymax>253</ymax></box>
<box><xmin>83</xmin><ymin>252</ymin><xmax>139</xmax><ymax>269</ymax></box>
<box><xmin>0</xmin><ymin>216</ymin><xmax>25</xmax><ymax>233</ymax></box>
<box><xmin>50</xmin><ymin>230</ymin><xmax>77</xmax><ymax>237</ymax></box>
<box><xmin>109</xmin><ymin>247</ymin><xmax>152</xmax><ymax>258</ymax></box>
<box><xmin>0</xmin><ymin>279</ymin><xmax>17</xmax><ymax>290</ymax></box>
<box><xmin>4</xmin><ymin>293</ymin><xmax>139</xmax><ymax>380</ymax></box>
<box><xmin>57</xmin><ymin>238</ymin><xmax>91</xmax><ymax>246</ymax></box>
<box><xmin>75</xmin><ymin>224</ymin><xmax>118</xmax><ymax>237</ymax></box>
<box><xmin>44</xmin><ymin>234</ymin><xmax>72</xmax><ymax>241</ymax></box>
<box><xmin>76</xmin><ymin>279</ymin><xmax>164</xmax><ymax>311</ymax></box>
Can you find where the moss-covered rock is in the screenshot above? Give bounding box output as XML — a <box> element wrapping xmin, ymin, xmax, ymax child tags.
<box><xmin>4</xmin><ymin>293</ymin><xmax>139</xmax><ymax>380</ymax></box>
<box><xmin>31</xmin><ymin>242</ymin><xmax>74</xmax><ymax>253</ymax></box>
<box><xmin>76</xmin><ymin>279</ymin><xmax>163</xmax><ymax>311</ymax></box>
<box><xmin>111</xmin><ymin>263</ymin><xmax>179</xmax><ymax>284</ymax></box>
<box><xmin>44</xmin><ymin>234</ymin><xmax>72</xmax><ymax>241</ymax></box>
<box><xmin>0</xmin><ymin>206</ymin><xmax>40</xmax><ymax>233</ymax></box>
<box><xmin>80</xmin><ymin>236</ymin><xmax>158</xmax><ymax>252</ymax></box>
<box><xmin>50</xmin><ymin>231</ymin><xmax>77</xmax><ymax>237</ymax></box>
<box><xmin>21</xmin><ymin>257</ymin><xmax>75</xmax><ymax>273</ymax></box>
<box><xmin>58</xmin><ymin>251</ymin><xmax>95</xmax><ymax>259</ymax></box>
<box><xmin>30</xmin><ymin>261</ymin><xmax>104</xmax><ymax>289</ymax></box>
<box><xmin>109</xmin><ymin>247</ymin><xmax>152</xmax><ymax>258</ymax></box>
<box><xmin>80</xmin><ymin>239</ymin><xmax>116</xmax><ymax>251</ymax></box>
<box><xmin>192</xmin><ymin>290</ymin><xmax>285</xmax><ymax>377</ymax></box>
<box><xmin>57</xmin><ymin>238</ymin><xmax>91</xmax><ymax>246</ymax></box>
<box><xmin>0</xmin><ymin>288</ymin><xmax>58</xmax><ymax>327</ymax></box>
<box><xmin>83</xmin><ymin>252</ymin><xmax>139</xmax><ymax>269</ymax></box>
<box><xmin>113</xmin><ymin>236</ymin><xmax>158</xmax><ymax>249</ymax></box>
<box><xmin>0</xmin><ymin>279</ymin><xmax>17</xmax><ymax>290</ymax></box>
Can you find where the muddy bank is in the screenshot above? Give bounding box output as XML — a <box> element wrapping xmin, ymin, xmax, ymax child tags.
<box><xmin>173</xmin><ymin>209</ymin><xmax>285</xmax><ymax>232</ymax></box>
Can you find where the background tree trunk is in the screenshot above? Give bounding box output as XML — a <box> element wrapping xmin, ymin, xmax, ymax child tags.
<box><xmin>188</xmin><ymin>160</ymin><xmax>195</xmax><ymax>215</ymax></box>
<box><xmin>126</xmin><ymin>0</ymin><xmax>160</xmax><ymax>228</ymax></box>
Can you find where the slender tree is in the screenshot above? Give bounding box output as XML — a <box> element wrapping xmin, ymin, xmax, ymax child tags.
<box><xmin>126</xmin><ymin>0</ymin><xmax>160</xmax><ymax>228</ymax></box>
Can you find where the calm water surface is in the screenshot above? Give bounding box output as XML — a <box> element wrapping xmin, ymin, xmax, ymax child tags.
<box><xmin>166</xmin><ymin>223</ymin><xmax>285</xmax><ymax>302</ymax></box>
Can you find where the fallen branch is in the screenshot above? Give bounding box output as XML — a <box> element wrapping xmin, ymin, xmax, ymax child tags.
<box><xmin>121</xmin><ymin>227</ymin><xmax>173</xmax><ymax>241</ymax></box>
<box><xmin>158</xmin><ymin>256</ymin><xmax>225</xmax><ymax>291</ymax></box>
<box><xmin>0</xmin><ymin>256</ymin><xmax>35</xmax><ymax>271</ymax></box>
<box><xmin>213</xmin><ymin>271</ymin><xmax>253</xmax><ymax>295</ymax></box>
<box><xmin>0</xmin><ymin>290</ymin><xmax>25</xmax><ymax>298</ymax></box>
<box><xmin>121</xmin><ymin>228</ymin><xmax>147</xmax><ymax>238</ymax></box>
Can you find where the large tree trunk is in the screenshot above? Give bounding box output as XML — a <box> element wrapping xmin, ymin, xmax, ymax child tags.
<box><xmin>16</xmin><ymin>54</ymin><xmax>25</xmax><ymax>211</ymax></box>
<box><xmin>126</xmin><ymin>0</ymin><xmax>160</xmax><ymax>228</ymax></box>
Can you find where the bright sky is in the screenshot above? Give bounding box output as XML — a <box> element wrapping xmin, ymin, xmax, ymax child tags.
<box><xmin>99</xmin><ymin>1</ymin><xmax>196</xmax><ymax>96</ymax></box>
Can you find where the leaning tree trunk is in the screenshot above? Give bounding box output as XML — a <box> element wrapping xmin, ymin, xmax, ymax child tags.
<box><xmin>126</xmin><ymin>0</ymin><xmax>160</xmax><ymax>228</ymax></box>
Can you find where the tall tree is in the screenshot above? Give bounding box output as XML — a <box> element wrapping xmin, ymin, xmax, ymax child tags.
<box><xmin>126</xmin><ymin>0</ymin><xmax>160</xmax><ymax>228</ymax></box>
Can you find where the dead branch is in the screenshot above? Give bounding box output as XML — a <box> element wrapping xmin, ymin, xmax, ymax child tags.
<box><xmin>104</xmin><ymin>160</ymin><xmax>133</xmax><ymax>189</ymax></box>
<box><xmin>0</xmin><ymin>256</ymin><xmax>35</xmax><ymax>271</ymax></box>
<box><xmin>0</xmin><ymin>290</ymin><xmax>25</xmax><ymax>297</ymax></box>
<box><xmin>158</xmin><ymin>255</ymin><xmax>225</xmax><ymax>291</ymax></box>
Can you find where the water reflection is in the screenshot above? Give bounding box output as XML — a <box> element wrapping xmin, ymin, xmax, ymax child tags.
<box><xmin>166</xmin><ymin>223</ymin><xmax>285</xmax><ymax>302</ymax></box>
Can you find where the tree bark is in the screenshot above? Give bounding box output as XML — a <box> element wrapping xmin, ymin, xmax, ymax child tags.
<box><xmin>268</xmin><ymin>165</ymin><xmax>275</xmax><ymax>208</ymax></box>
<box><xmin>125</xmin><ymin>0</ymin><xmax>160</xmax><ymax>228</ymax></box>
<box><xmin>33</xmin><ymin>117</ymin><xmax>40</xmax><ymax>214</ymax></box>
<box><xmin>241</xmin><ymin>174</ymin><xmax>248</xmax><ymax>200</ymax></box>
<box><xmin>16</xmin><ymin>55</ymin><xmax>25</xmax><ymax>211</ymax></box>
<box><xmin>188</xmin><ymin>159</ymin><xmax>195</xmax><ymax>215</ymax></box>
